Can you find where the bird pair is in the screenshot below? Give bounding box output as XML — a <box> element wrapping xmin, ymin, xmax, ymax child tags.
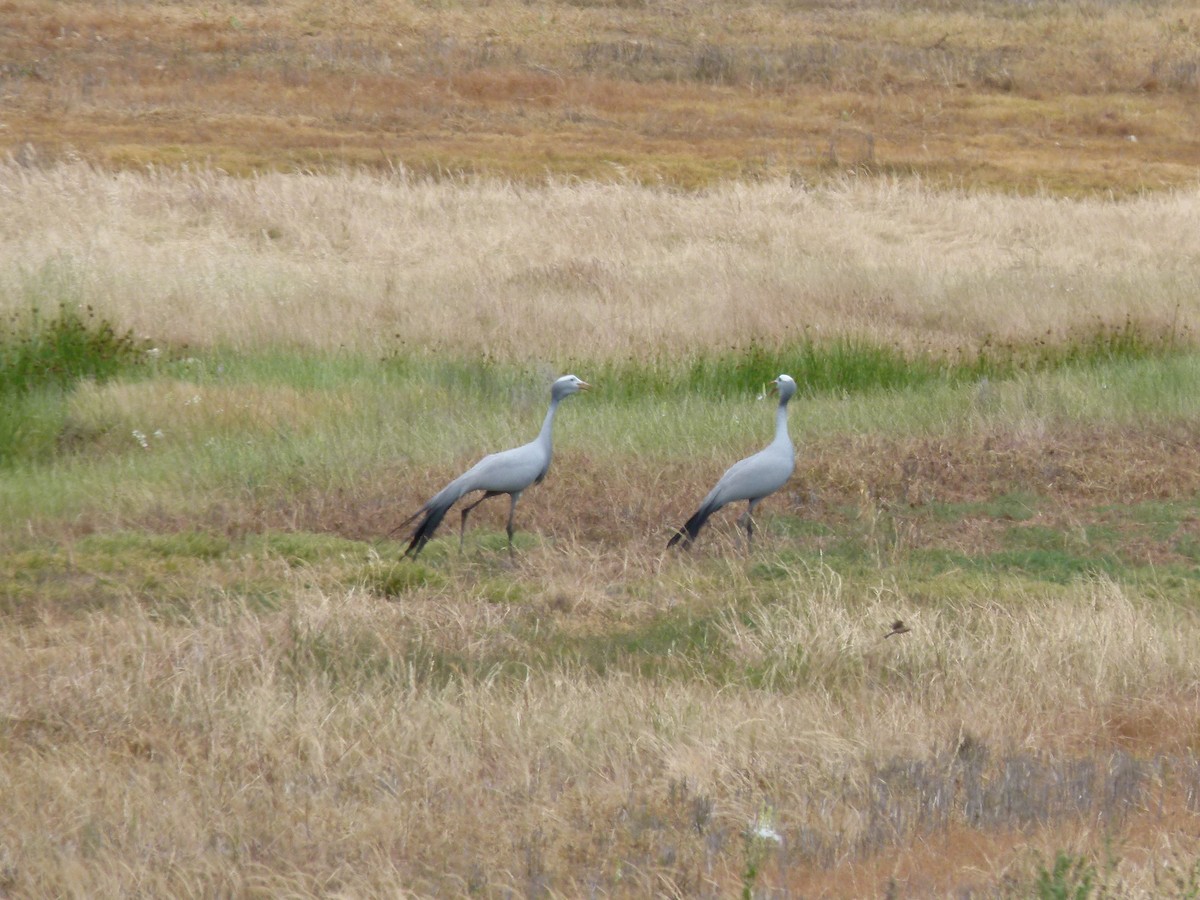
<box><xmin>399</xmin><ymin>373</ymin><xmax>798</xmax><ymax>559</ymax></box>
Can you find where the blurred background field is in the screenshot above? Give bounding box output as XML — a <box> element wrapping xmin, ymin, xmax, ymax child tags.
<box><xmin>2</xmin><ymin>0</ymin><xmax>1199</xmax><ymax>192</ymax></box>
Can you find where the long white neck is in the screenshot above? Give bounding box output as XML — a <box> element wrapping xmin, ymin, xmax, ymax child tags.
<box><xmin>772</xmin><ymin>397</ymin><xmax>792</xmax><ymax>448</ymax></box>
<box><xmin>535</xmin><ymin>396</ymin><xmax>561</xmax><ymax>449</ymax></box>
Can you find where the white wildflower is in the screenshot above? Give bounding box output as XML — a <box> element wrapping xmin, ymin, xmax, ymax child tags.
<box><xmin>747</xmin><ymin>803</ymin><xmax>782</xmax><ymax>844</ymax></box>
<box><xmin>751</xmin><ymin>823</ymin><xmax>782</xmax><ymax>844</ymax></box>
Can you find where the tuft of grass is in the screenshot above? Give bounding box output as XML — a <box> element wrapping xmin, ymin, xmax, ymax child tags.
<box><xmin>362</xmin><ymin>561</ymin><xmax>446</xmax><ymax>597</ymax></box>
<box><xmin>1033</xmin><ymin>851</ymin><xmax>1097</xmax><ymax>900</ymax></box>
<box><xmin>0</xmin><ymin>302</ymin><xmax>147</xmax><ymax>397</ymax></box>
<box><xmin>0</xmin><ymin>302</ymin><xmax>150</xmax><ymax>465</ymax></box>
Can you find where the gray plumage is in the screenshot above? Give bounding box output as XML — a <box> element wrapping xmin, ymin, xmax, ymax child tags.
<box><xmin>668</xmin><ymin>374</ymin><xmax>797</xmax><ymax>550</ymax></box>
<box><xmin>401</xmin><ymin>374</ymin><xmax>590</xmax><ymax>559</ymax></box>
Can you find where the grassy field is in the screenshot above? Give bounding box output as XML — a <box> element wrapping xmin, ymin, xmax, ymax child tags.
<box><xmin>3</xmin><ymin>0</ymin><xmax>1200</xmax><ymax>895</ymax></box>
<box><xmin>2</xmin><ymin>165</ymin><xmax>1200</xmax><ymax>896</ymax></box>
<box><xmin>2</xmin><ymin>0</ymin><xmax>1200</xmax><ymax>192</ymax></box>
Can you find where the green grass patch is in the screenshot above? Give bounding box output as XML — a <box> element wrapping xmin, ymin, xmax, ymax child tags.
<box><xmin>986</xmin><ymin>547</ymin><xmax>1123</xmax><ymax>584</ymax></box>
<box><xmin>3</xmin><ymin>326</ymin><xmax>1197</xmax><ymax>488</ymax></box>
<box><xmin>77</xmin><ymin>530</ymin><xmax>232</xmax><ymax>561</ymax></box>
<box><xmin>191</xmin><ymin>346</ymin><xmax>385</xmax><ymax>390</ymax></box>
<box><xmin>1174</xmin><ymin>536</ymin><xmax>1200</xmax><ymax>563</ymax></box>
<box><xmin>907</xmin><ymin>542</ymin><xmax>1148</xmax><ymax>587</ymax></box>
<box><xmin>0</xmin><ymin>547</ymin><xmax>124</xmax><ymax>619</ymax></box>
<box><xmin>251</xmin><ymin>531</ymin><xmax>366</xmax><ymax>566</ymax></box>
<box><xmin>570</xmin><ymin>319</ymin><xmax>1191</xmax><ymax>404</ymax></box>
<box><xmin>928</xmin><ymin>492</ymin><xmax>1040</xmax><ymax>523</ymax></box>
<box><xmin>577</xmin><ymin>338</ymin><xmax>946</xmax><ymax>403</ymax></box>
<box><xmin>1119</xmin><ymin>499</ymin><xmax>1198</xmax><ymax>541</ymax></box>
<box><xmin>1001</xmin><ymin>524</ymin><xmax>1075</xmax><ymax>553</ymax></box>
<box><xmin>467</xmin><ymin>573</ymin><xmax>531</xmax><ymax>604</ymax></box>
<box><xmin>551</xmin><ymin>609</ymin><xmax>729</xmax><ymax>680</ymax></box>
<box><xmin>0</xmin><ymin>535</ymin><xmax>285</xmax><ymax>621</ymax></box>
<box><xmin>764</xmin><ymin>515</ymin><xmax>836</xmax><ymax>539</ymax></box>
<box><xmin>362</xmin><ymin>561</ymin><xmax>447</xmax><ymax>597</ymax></box>
<box><xmin>471</xmin><ymin>530</ymin><xmax>540</xmax><ymax>557</ymax></box>
<box><xmin>383</xmin><ymin>351</ymin><xmax>544</xmax><ymax>401</ymax></box>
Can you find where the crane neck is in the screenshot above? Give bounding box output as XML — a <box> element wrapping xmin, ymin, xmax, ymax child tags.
<box><xmin>773</xmin><ymin>396</ymin><xmax>792</xmax><ymax>446</ymax></box>
<box><xmin>536</xmin><ymin>396</ymin><xmax>562</xmax><ymax>448</ymax></box>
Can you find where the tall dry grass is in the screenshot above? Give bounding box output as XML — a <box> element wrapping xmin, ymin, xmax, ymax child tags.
<box><xmin>2</xmin><ymin>162</ymin><xmax>1199</xmax><ymax>361</ymax></box>
<box><xmin>2</xmin><ymin>560</ymin><xmax>1198</xmax><ymax>896</ymax></box>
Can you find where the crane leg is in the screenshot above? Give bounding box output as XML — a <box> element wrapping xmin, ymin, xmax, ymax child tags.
<box><xmin>460</xmin><ymin>491</ymin><xmax>502</xmax><ymax>550</ymax></box>
<box><xmin>739</xmin><ymin>499</ymin><xmax>762</xmax><ymax>552</ymax></box>
<box><xmin>505</xmin><ymin>493</ymin><xmax>522</xmax><ymax>557</ymax></box>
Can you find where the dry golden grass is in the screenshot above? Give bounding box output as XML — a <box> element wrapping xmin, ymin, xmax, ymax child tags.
<box><xmin>3</xmin><ymin>557</ymin><xmax>1199</xmax><ymax>896</ymax></box>
<box><xmin>5</xmin><ymin>159</ymin><xmax>1200</xmax><ymax>892</ymax></box>
<box><xmin>2</xmin><ymin>0</ymin><xmax>1199</xmax><ymax>191</ymax></box>
<box><xmin>2</xmin><ymin>162</ymin><xmax>1199</xmax><ymax>361</ymax></box>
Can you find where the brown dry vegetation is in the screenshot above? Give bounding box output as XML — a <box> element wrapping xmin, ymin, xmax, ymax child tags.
<box><xmin>2</xmin><ymin>0</ymin><xmax>1200</xmax><ymax>192</ymax></box>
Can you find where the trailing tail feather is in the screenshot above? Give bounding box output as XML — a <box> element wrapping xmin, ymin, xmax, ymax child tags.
<box><xmin>399</xmin><ymin>482</ymin><xmax>467</xmax><ymax>560</ymax></box>
<box><xmin>403</xmin><ymin>501</ymin><xmax>453</xmax><ymax>559</ymax></box>
<box><xmin>667</xmin><ymin>502</ymin><xmax>717</xmax><ymax>549</ymax></box>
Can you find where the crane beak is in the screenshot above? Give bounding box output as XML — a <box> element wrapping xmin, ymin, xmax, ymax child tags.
<box><xmin>768</xmin><ymin>379</ymin><xmax>779</xmax><ymax>394</ymax></box>
<box><xmin>578</xmin><ymin>380</ymin><xmax>592</xmax><ymax>391</ymax></box>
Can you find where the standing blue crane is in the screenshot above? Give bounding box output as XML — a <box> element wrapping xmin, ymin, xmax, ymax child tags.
<box><xmin>668</xmin><ymin>374</ymin><xmax>796</xmax><ymax>550</ymax></box>
<box><xmin>400</xmin><ymin>374</ymin><xmax>590</xmax><ymax>559</ymax></box>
